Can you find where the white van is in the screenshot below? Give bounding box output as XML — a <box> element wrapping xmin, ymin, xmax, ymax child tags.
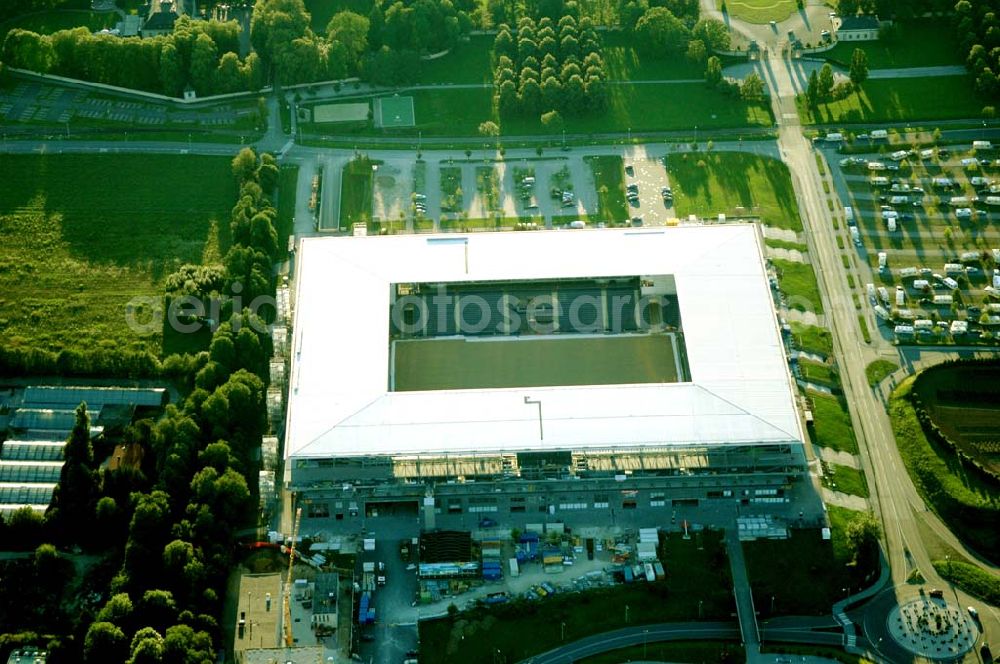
<box><xmin>973</xmin><ymin>140</ymin><xmax>993</xmax><ymax>150</ymax></box>
<box><xmin>895</xmin><ymin>287</ymin><xmax>906</xmax><ymax>306</ymax></box>
<box><xmin>568</xmin><ymin>220</ymin><xmax>586</xmax><ymax>229</ymax></box>
<box><xmin>826</xmin><ymin>132</ymin><xmax>845</xmax><ymax>142</ymax></box>
<box><xmin>870</xmin><ymin>176</ymin><xmax>889</xmax><ymax>187</ymax></box>
<box><xmin>899</xmin><ymin>267</ymin><xmax>918</xmax><ymax>278</ymax></box>
<box><xmin>878</xmin><ymin>251</ymin><xmax>888</xmax><ymax>271</ymax></box>
<box><xmin>878</xmin><ymin>286</ymin><xmax>890</xmax><ymax>304</ymax></box>
<box><xmin>933</xmin><ymin>294</ymin><xmax>954</xmax><ymax>305</ymax></box>
<box><xmin>912</xmin><ymin>279</ymin><xmax>930</xmax><ymax>291</ymax></box>
<box><xmin>871</xmin><ymin>129</ymin><xmax>888</xmax><ymax>140</ymax></box>
<box><xmin>868</xmin><ymin>161</ymin><xmax>887</xmax><ymax>171</ymax></box>
<box><xmin>945</xmin><ymin>263</ymin><xmax>964</xmax><ymax>275</ymax></box>
<box><xmin>984</xmin><ymin>196</ymin><xmax>1000</xmax><ymax>207</ymax></box>
<box><xmin>887</xmin><ymin>217</ymin><xmax>897</xmax><ymax>232</ymax></box>
<box><xmin>844</xmin><ymin>205</ymin><xmax>855</xmax><ymax>224</ymax></box>
<box><xmin>890</xmin><ymin>150</ymin><xmax>909</xmax><ymax>161</ymax></box>
<box><xmin>956</xmin><ymin>207</ymin><xmax>974</xmax><ymax>219</ymax></box>
<box><xmin>942</xmin><ymin>277</ymin><xmax>960</xmax><ymax>290</ymax></box>
<box><xmin>874</xmin><ymin>304</ymin><xmax>890</xmax><ymax>320</ymax></box>
<box><xmin>866</xmin><ymin>283</ymin><xmax>877</xmax><ymax>303</ymax></box>
<box><xmin>851</xmin><ymin>226</ymin><xmax>861</xmax><ymax>244</ymax></box>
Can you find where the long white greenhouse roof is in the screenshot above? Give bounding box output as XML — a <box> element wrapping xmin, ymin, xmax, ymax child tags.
<box><xmin>285</xmin><ymin>226</ymin><xmax>803</xmax><ymax>459</ymax></box>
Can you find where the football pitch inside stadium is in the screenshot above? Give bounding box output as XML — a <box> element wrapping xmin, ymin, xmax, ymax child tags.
<box><xmin>391</xmin><ymin>334</ymin><xmax>681</xmax><ymax>391</ymax></box>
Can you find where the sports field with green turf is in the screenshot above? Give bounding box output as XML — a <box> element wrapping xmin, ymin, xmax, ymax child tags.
<box><xmin>392</xmin><ymin>334</ymin><xmax>680</xmax><ymax>391</ymax></box>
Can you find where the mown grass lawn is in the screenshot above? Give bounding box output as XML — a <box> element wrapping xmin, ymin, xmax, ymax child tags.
<box><xmin>809</xmin><ymin>391</ymin><xmax>859</xmax><ymax>454</ymax></box>
<box><xmin>0</xmin><ymin>154</ymin><xmax>234</xmax><ymax>356</ymax></box>
<box><xmin>800</xmin><ymin>358</ymin><xmax>838</xmax><ymax>387</ymax></box>
<box><xmin>772</xmin><ymin>259</ymin><xmax>824</xmax><ymax>312</ymax></box>
<box><xmin>666</xmin><ymin>152</ymin><xmax>802</xmax><ymax>230</ymax></box>
<box><xmin>865</xmin><ymin>358</ymin><xmax>898</xmax><ymax>386</ymax></box>
<box><xmin>585</xmin><ymin>155</ymin><xmax>628</xmax><ymax>222</ymax></box>
<box><xmin>933</xmin><ymin>559</ymin><xmax>1000</xmax><ymax>605</ymax></box>
<box><xmin>719</xmin><ymin>0</ymin><xmax>796</xmax><ymax>24</ymax></box>
<box><xmin>824</xmin><ymin>21</ymin><xmax>962</xmax><ymax>69</ymax></box>
<box><xmin>420</xmin><ymin>34</ymin><xmax>495</xmax><ymax>84</ymax></box>
<box><xmin>0</xmin><ymin>9</ymin><xmax>116</xmax><ymax>41</ymax></box>
<box><xmin>826</xmin><ymin>464</ymin><xmax>870</xmax><ymax>498</ymax></box>
<box><xmin>789</xmin><ymin>322</ymin><xmax>833</xmax><ymax>356</ymax></box>
<box><xmin>799</xmin><ymin>76</ymin><xmax>984</xmax><ymax>125</ymax></box>
<box><xmin>345</xmin><ymin>83</ymin><xmax>771</xmax><ymax>138</ymax></box>
<box><xmin>419</xmin><ymin>532</ymin><xmax>734</xmax><ymax>664</ymax></box>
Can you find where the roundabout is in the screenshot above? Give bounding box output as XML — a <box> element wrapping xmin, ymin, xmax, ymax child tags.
<box><xmin>886</xmin><ymin>596</ymin><xmax>979</xmax><ymax>660</ymax></box>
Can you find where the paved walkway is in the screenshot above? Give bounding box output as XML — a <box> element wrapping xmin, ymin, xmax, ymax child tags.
<box><xmin>725</xmin><ymin>529</ymin><xmax>761</xmax><ymax>660</ymax></box>
<box><xmin>817</xmin><ymin>447</ymin><xmax>859</xmax><ymax>469</ymax></box>
<box><xmin>868</xmin><ymin>65</ymin><xmax>967</xmax><ymax>79</ymax></box>
<box><xmin>821</xmin><ymin>488</ymin><xmax>868</xmax><ymax>511</ymax></box>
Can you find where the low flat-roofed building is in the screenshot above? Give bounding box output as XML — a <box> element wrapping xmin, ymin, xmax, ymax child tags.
<box><xmin>836</xmin><ymin>15</ymin><xmax>880</xmax><ymax>41</ymax></box>
<box><xmin>234</xmin><ymin>573</ymin><xmax>282</xmax><ymax>660</ymax></box>
<box><xmin>242</xmin><ymin>646</ymin><xmax>324</xmax><ymax>664</ymax></box>
<box><xmin>311</xmin><ymin>573</ymin><xmax>339</xmax><ymax>633</ymax></box>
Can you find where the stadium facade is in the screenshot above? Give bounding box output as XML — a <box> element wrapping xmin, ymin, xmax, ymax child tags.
<box><xmin>284</xmin><ymin>226</ymin><xmax>808</xmax><ymax>525</ymax></box>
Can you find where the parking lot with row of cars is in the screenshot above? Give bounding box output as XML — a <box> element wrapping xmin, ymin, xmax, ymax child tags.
<box><xmin>827</xmin><ymin>137</ymin><xmax>1000</xmax><ymax>343</ymax></box>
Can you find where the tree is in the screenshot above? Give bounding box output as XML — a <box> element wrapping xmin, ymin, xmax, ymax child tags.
<box><xmin>250</xmin><ymin>0</ymin><xmax>311</xmax><ymax>68</ymax></box>
<box><xmin>818</xmin><ymin>63</ymin><xmax>835</xmax><ymax>99</ymax></box>
<box><xmin>190</xmin><ymin>33</ymin><xmax>219</xmax><ymax>96</ymax></box>
<box><xmin>686</xmin><ymin>38</ymin><xmax>707</xmax><ymax>64</ymax></box>
<box><xmin>232</xmin><ymin>148</ymin><xmax>258</xmax><ymax>183</ymax></box>
<box><xmin>849</xmin><ymin>48</ymin><xmax>869</xmax><ymax>87</ymax></box>
<box><xmin>65</xmin><ymin>402</ymin><xmax>93</xmax><ymax>466</ymax></box>
<box><xmin>806</xmin><ymin>68</ymin><xmax>820</xmax><ymax>106</ymax></box>
<box><xmin>327</xmin><ymin>11</ymin><xmax>369</xmax><ymax>62</ymax></box>
<box><xmin>368</xmin><ymin>3</ymin><xmax>385</xmax><ymax>50</ymax></box>
<box><xmin>692</xmin><ymin>18</ymin><xmax>730</xmax><ymax>51</ymax></box>
<box><xmin>478</xmin><ymin>120</ymin><xmax>500</xmax><ymax>146</ymax></box>
<box><xmin>741</xmin><ymin>71</ymin><xmax>765</xmax><ymax>101</ymax></box>
<box><xmin>540</xmin><ymin>109</ymin><xmax>563</xmax><ymax>131</ymax></box>
<box><xmin>705</xmin><ymin>55</ymin><xmax>722</xmax><ymax>87</ymax></box>
<box><xmin>838</xmin><ymin>0</ymin><xmax>860</xmax><ymax>15</ymax></box>
<box><xmin>215</xmin><ymin>52</ymin><xmax>246</xmax><ymax>94</ymax></box>
<box><xmin>845</xmin><ymin>511</ymin><xmax>881</xmax><ymax>565</ymax></box>
<box><xmin>634</xmin><ymin>7</ymin><xmax>690</xmax><ymax>57</ymax></box>
<box><xmin>84</xmin><ymin>622</ymin><xmax>127</xmax><ymax>663</ymax></box>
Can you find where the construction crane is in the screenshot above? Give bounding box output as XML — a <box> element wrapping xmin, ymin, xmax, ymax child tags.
<box><xmin>283</xmin><ymin>506</ymin><xmax>302</xmax><ymax>647</ymax></box>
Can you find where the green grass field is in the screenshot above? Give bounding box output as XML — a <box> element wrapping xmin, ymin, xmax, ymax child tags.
<box><xmin>824</xmin><ymin>21</ymin><xmax>962</xmax><ymax>69</ymax></box>
<box><xmin>719</xmin><ymin>0</ymin><xmax>796</xmax><ymax>23</ymax></box>
<box><xmin>772</xmin><ymin>259</ymin><xmax>824</xmax><ymax>313</ymax></box>
<box><xmin>309</xmin><ymin>84</ymin><xmax>772</xmax><ymax>138</ymax></box>
<box><xmin>339</xmin><ymin>157</ymin><xmax>376</xmax><ymax>229</ymax></box>
<box><xmin>800</xmin><ymin>359</ymin><xmax>838</xmax><ymax>387</ymax></box>
<box><xmin>865</xmin><ymin>359</ymin><xmax>898</xmax><ymax>386</ymax></box>
<box><xmin>0</xmin><ymin>9</ymin><xmax>117</xmax><ymax>41</ymax></box>
<box><xmin>420</xmin><ymin>35</ymin><xmax>495</xmax><ymax>84</ymax></box>
<box><xmin>745</xmin><ymin>507</ymin><xmax>875</xmax><ymax>616</ymax></box>
<box><xmin>393</xmin><ymin>334</ymin><xmax>679</xmax><ymax>390</ymax></box>
<box><xmin>585</xmin><ymin>155</ymin><xmax>628</xmax><ymax>222</ymax></box>
<box><xmin>419</xmin><ymin>532</ymin><xmax>734</xmax><ymax>664</ymax></box>
<box><xmin>932</xmin><ymin>559</ymin><xmax>1000</xmax><ymax>606</ymax></box>
<box><xmin>666</xmin><ymin>152</ymin><xmax>802</xmax><ymax>230</ymax></box>
<box><xmin>602</xmin><ymin>31</ymin><xmax>707</xmax><ymax>81</ymax></box>
<box><xmin>826</xmin><ymin>464</ymin><xmax>869</xmax><ymax>498</ymax></box>
<box><xmin>799</xmin><ymin>76</ymin><xmax>984</xmax><ymax>125</ymax></box>
<box><xmin>789</xmin><ymin>322</ymin><xmax>833</xmax><ymax>356</ymax></box>
<box><xmin>809</xmin><ymin>391</ymin><xmax>859</xmax><ymax>454</ymax></box>
<box><xmin>0</xmin><ymin>155</ymin><xmax>234</xmax><ymax>356</ymax></box>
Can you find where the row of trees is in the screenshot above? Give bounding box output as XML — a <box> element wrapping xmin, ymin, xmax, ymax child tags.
<box><xmin>493</xmin><ymin>15</ymin><xmax>609</xmax><ymax>117</ymax></box>
<box><xmin>250</xmin><ymin>0</ymin><xmax>470</xmax><ymax>86</ymax></box>
<box><xmin>633</xmin><ymin>11</ymin><xmax>729</xmax><ymax>59</ymax></box>
<box><xmin>838</xmin><ymin>0</ymin><xmax>955</xmax><ymax>19</ymax></box>
<box><xmin>956</xmin><ymin>0</ymin><xmax>1000</xmax><ymax>100</ymax></box>
<box><xmin>1</xmin><ymin>16</ymin><xmax>261</xmax><ymax>97</ymax></box>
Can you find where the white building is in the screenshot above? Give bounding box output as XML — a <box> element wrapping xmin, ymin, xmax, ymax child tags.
<box><xmin>284</xmin><ymin>226</ymin><xmax>809</xmax><ymax>524</ymax></box>
<box><xmin>836</xmin><ymin>16</ymin><xmax>880</xmax><ymax>41</ymax></box>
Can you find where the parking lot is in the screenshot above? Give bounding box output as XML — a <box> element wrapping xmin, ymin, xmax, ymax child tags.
<box><xmin>825</xmin><ymin>139</ymin><xmax>1000</xmax><ymax>344</ymax></box>
<box><xmin>624</xmin><ymin>154</ymin><xmax>675</xmax><ymax>226</ymax></box>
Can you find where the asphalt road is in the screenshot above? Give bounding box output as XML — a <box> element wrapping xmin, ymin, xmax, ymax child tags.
<box><xmin>761</xmin><ymin>44</ymin><xmax>1000</xmax><ymax>663</ymax></box>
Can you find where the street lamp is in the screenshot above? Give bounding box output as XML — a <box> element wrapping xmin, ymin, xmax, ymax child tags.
<box><xmin>625</xmin><ymin>604</ymin><xmax>630</xmax><ymax>624</ymax></box>
<box><xmin>561</xmin><ymin>622</ymin><xmax>566</xmax><ymax>641</ymax></box>
<box><xmin>643</xmin><ymin>629</ymin><xmax>649</xmax><ymax>658</ymax></box>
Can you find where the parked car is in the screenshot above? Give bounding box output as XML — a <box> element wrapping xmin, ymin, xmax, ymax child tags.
<box><xmin>929</xmin><ymin>588</ymin><xmax>945</xmax><ymax>599</ymax></box>
<box><xmin>479</xmin><ymin>517</ymin><xmax>497</xmax><ymax>527</ymax></box>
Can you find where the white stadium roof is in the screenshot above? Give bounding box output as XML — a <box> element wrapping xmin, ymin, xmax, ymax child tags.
<box><xmin>285</xmin><ymin>226</ymin><xmax>803</xmax><ymax>459</ymax></box>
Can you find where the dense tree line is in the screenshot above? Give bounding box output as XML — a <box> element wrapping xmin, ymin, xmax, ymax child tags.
<box><xmin>956</xmin><ymin>0</ymin><xmax>1000</xmax><ymax>105</ymax></box>
<box><xmin>493</xmin><ymin>15</ymin><xmax>608</xmax><ymax>119</ymax></box>
<box><xmin>1</xmin><ymin>16</ymin><xmax>262</xmax><ymax>97</ymax></box>
<box><xmin>0</xmin><ymin>148</ymin><xmax>282</xmax><ymax>662</ymax></box>
<box><xmin>250</xmin><ymin>0</ymin><xmax>470</xmax><ymax>86</ymax></box>
<box><xmin>838</xmin><ymin>0</ymin><xmax>955</xmax><ymax>19</ymax></box>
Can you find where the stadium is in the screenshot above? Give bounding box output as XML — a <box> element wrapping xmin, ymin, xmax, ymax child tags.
<box><xmin>284</xmin><ymin>226</ymin><xmax>809</xmax><ymax>525</ymax></box>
